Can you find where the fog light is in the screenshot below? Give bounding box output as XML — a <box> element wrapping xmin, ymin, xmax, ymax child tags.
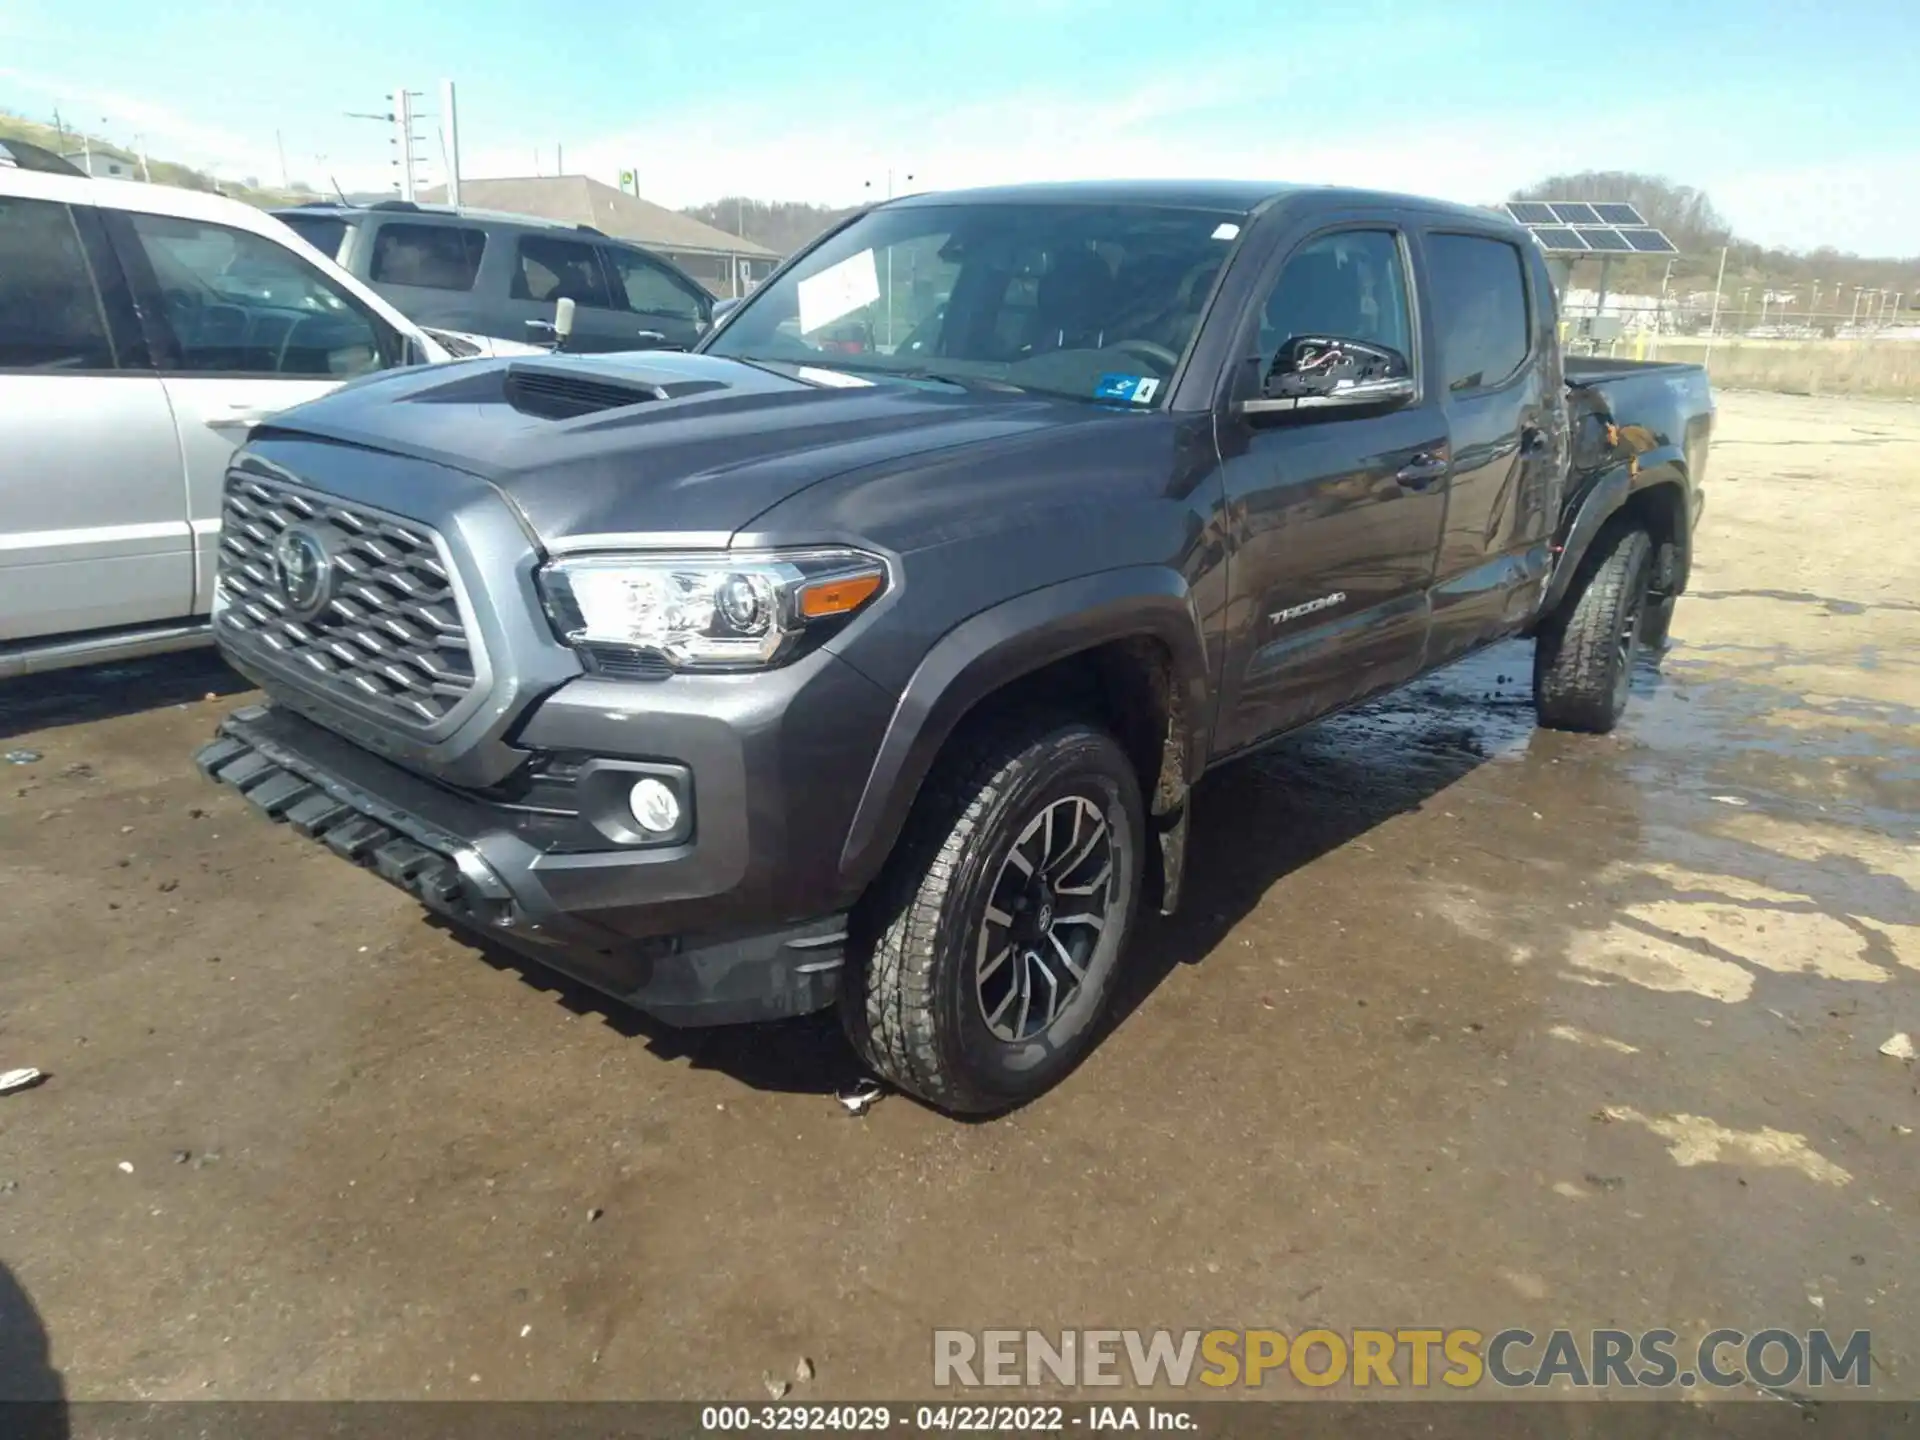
<box><xmin>628</xmin><ymin>777</ymin><xmax>681</xmax><ymax>834</ymax></box>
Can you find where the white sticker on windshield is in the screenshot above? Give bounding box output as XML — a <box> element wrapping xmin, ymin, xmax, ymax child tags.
<box><xmin>1212</xmin><ymin>222</ymin><xmax>1241</xmax><ymax>241</ymax></box>
<box><xmin>796</xmin><ymin>366</ymin><xmax>874</xmax><ymax>389</ymax></box>
<box><xmin>797</xmin><ymin>250</ymin><xmax>881</xmax><ymax>334</ymax></box>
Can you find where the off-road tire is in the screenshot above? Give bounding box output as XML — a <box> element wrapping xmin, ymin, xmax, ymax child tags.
<box><xmin>1535</xmin><ymin>518</ymin><xmax>1654</xmax><ymax>734</ymax></box>
<box><xmin>842</xmin><ymin>718</ymin><xmax>1144</xmax><ymax>1115</ymax></box>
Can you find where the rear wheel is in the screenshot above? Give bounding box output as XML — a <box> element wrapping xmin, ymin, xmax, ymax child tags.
<box><xmin>1534</xmin><ymin>520</ymin><xmax>1654</xmax><ymax>734</ymax></box>
<box><xmin>842</xmin><ymin>717</ymin><xmax>1144</xmax><ymax>1115</ymax></box>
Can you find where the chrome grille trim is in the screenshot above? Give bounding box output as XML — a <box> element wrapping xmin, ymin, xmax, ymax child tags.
<box><xmin>214</xmin><ymin>471</ymin><xmax>482</xmax><ymax>730</ymax></box>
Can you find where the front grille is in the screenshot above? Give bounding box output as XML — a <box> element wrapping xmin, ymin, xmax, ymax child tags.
<box><xmin>216</xmin><ymin>472</ymin><xmax>478</xmax><ymax>728</ymax></box>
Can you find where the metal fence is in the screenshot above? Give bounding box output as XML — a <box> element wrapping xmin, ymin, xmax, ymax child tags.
<box><xmin>1553</xmin><ymin>289</ymin><xmax>1920</xmax><ymax>397</ymax></box>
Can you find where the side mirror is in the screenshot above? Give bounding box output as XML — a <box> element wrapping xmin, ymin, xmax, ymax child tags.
<box><xmin>711</xmin><ymin>296</ymin><xmax>741</xmax><ymax>323</ymax></box>
<box><xmin>1241</xmin><ymin>335</ymin><xmax>1414</xmax><ymax>418</ymax></box>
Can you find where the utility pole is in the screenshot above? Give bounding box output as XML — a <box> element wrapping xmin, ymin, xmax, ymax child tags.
<box><xmin>347</xmin><ymin>92</ymin><xmax>425</xmax><ymax>197</ymax></box>
<box><xmin>1703</xmin><ymin>244</ymin><xmax>1729</xmax><ymax>370</ymax></box>
<box><xmin>396</xmin><ymin>86</ymin><xmax>417</xmax><ymax>200</ymax></box>
<box><xmin>276</xmin><ymin>130</ymin><xmax>289</xmax><ymax>190</ymax></box>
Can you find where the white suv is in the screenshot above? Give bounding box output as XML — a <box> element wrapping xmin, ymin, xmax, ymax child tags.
<box><xmin>0</xmin><ymin>168</ymin><xmax>514</xmax><ymax>677</ymax></box>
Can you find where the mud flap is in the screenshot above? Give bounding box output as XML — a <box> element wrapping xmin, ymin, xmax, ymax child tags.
<box><xmin>1155</xmin><ymin>801</ymin><xmax>1188</xmax><ymax>916</ymax></box>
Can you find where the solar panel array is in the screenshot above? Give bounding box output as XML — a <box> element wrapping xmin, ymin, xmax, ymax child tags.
<box><xmin>1502</xmin><ymin>200</ymin><xmax>1678</xmax><ymax>256</ymax></box>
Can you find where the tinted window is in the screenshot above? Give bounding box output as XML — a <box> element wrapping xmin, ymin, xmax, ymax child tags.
<box><xmin>0</xmin><ymin>196</ymin><xmax>116</xmax><ymax>369</ymax></box>
<box><xmin>512</xmin><ymin>235</ymin><xmax>613</xmax><ymax>307</ymax></box>
<box><xmin>279</xmin><ymin>214</ymin><xmax>349</xmax><ymax>262</ymax></box>
<box><xmin>1425</xmin><ymin>234</ymin><xmax>1530</xmax><ymax>392</ymax></box>
<box><xmin>1256</xmin><ymin>230</ymin><xmax>1411</xmax><ymax>377</ymax></box>
<box><xmin>124</xmin><ymin>213</ymin><xmax>392</xmax><ymax>378</ymax></box>
<box><xmin>370</xmin><ymin>222</ymin><xmax>486</xmax><ymax>291</ymax></box>
<box><xmin>600</xmin><ymin>246</ymin><xmax>706</xmax><ymax>320</ymax></box>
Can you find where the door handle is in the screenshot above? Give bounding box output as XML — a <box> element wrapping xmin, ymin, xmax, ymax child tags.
<box><xmin>207</xmin><ymin>403</ymin><xmax>277</xmax><ymax>430</ymax></box>
<box><xmin>1395</xmin><ymin>452</ymin><xmax>1449</xmax><ymax>489</ymax></box>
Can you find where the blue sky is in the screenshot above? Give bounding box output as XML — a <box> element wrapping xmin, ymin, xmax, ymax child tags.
<box><xmin>2</xmin><ymin>0</ymin><xmax>1915</xmax><ymax>254</ymax></box>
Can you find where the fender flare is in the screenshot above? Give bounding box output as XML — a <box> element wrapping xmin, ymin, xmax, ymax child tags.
<box><xmin>1539</xmin><ymin>459</ymin><xmax>1691</xmax><ymax>619</ymax></box>
<box><xmin>836</xmin><ymin>567</ymin><xmax>1211</xmax><ymax>891</ymax></box>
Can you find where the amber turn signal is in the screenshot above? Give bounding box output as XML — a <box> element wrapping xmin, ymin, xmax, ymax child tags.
<box><xmin>798</xmin><ymin>571</ymin><xmax>884</xmax><ymax>619</ymax></box>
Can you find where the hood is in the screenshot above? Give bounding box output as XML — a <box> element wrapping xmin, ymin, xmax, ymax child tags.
<box><xmin>254</xmin><ymin>351</ymin><xmax>1122</xmax><ymax>547</ymax></box>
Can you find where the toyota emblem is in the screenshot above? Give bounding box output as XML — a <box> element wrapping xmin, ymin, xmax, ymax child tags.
<box><xmin>272</xmin><ymin>527</ymin><xmax>333</xmax><ymax>619</ymax></box>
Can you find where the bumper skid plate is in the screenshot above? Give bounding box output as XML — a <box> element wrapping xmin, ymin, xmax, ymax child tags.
<box><xmin>194</xmin><ymin>708</ymin><xmax>848</xmax><ymax>1027</ymax></box>
<box><xmin>194</xmin><ymin>723</ymin><xmax>513</xmax><ymax>927</ymax></box>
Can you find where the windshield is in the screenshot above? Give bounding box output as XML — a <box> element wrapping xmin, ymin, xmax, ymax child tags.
<box><xmin>706</xmin><ymin>202</ymin><xmax>1247</xmax><ymax>405</ymax></box>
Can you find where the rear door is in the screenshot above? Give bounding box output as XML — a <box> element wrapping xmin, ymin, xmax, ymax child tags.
<box><xmin>0</xmin><ymin>193</ymin><xmax>190</xmax><ymax>642</ymax></box>
<box><xmin>105</xmin><ymin>208</ymin><xmax>409</xmax><ymax>615</ymax></box>
<box><xmin>597</xmin><ymin>243</ymin><xmax>712</xmax><ymax>349</ymax></box>
<box><xmin>506</xmin><ymin>232</ymin><xmax>627</xmax><ymax>351</ymax></box>
<box><xmin>1416</xmin><ymin>228</ymin><xmax>1562</xmax><ymax>666</ymax></box>
<box><xmin>1211</xmin><ymin>219</ymin><xmax>1449</xmax><ymax>755</ymax></box>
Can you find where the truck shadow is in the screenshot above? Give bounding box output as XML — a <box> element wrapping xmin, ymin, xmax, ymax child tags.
<box><xmin>1113</xmin><ymin>696</ymin><xmax>1514</xmax><ymax>1027</ymax></box>
<box><xmin>0</xmin><ymin>651</ymin><xmax>249</xmax><ymax>743</ymax></box>
<box><xmin>453</xmin><ymin>646</ymin><xmax>1543</xmax><ymax>1104</ymax></box>
<box><xmin>0</xmin><ymin>1261</ymin><xmax>68</xmax><ymax>1437</ymax></box>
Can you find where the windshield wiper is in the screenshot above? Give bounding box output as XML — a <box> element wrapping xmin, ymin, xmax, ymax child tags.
<box><xmin>897</xmin><ymin>369</ymin><xmax>1027</xmax><ymax>394</ymax></box>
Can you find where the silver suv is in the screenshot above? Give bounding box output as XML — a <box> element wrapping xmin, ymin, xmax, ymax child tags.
<box><xmin>0</xmin><ymin>169</ymin><xmax>497</xmax><ymax>678</ymax></box>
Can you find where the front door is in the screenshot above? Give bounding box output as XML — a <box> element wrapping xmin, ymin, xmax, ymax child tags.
<box><xmin>598</xmin><ymin>244</ymin><xmax>711</xmax><ymax>350</ymax></box>
<box><xmin>106</xmin><ymin>208</ymin><xmax>406</xmax><ymax>615</ymax></box>
<box><xmin>0</xmin><ymin>195</ymin><xmax>190</xmax><ymax>642</ymax></box>
<box><xmin>1212</xmin><ymin>226</ymin><xmax>1448</xmax><ymax>756</ymax></box>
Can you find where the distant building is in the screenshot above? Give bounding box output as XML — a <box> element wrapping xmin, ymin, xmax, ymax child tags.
<box><xmin>62</xmin><ymin>150</ymin><xmax>139</xmax><ymax>180</ymax></box>
<box><xmin>417</xmin><ymin>175</ymin><xmax>779</xmax><ymax>295</ymax></box>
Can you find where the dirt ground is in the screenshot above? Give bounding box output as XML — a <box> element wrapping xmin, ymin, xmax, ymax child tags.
<box><xmin>0</xmin><ymin>390</ymin><xmax>1914</xmax><ymax>1404</ymax></box>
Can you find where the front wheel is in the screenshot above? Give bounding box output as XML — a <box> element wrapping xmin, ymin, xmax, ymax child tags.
<box><xmin>842</xmin><ymin>718</ymin><xmax>1144</xmax><ymax>1115</ymax></box>
<box><xmin>1534</xmin><ymin>520</ymin><xmax>1654</xmax><ymax>734</ymax></box>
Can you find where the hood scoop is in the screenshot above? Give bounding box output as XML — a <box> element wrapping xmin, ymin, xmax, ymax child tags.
<box><xmin>502</xmin><ymin>362</ymin><xmax>726</xmax><ymax>420</ymax></box>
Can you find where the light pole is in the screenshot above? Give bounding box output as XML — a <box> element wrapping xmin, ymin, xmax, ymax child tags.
<box><xmin>863</xmin><ymin>168</ymin><xmax>915</xmax><ymax>349</ymax></box>
<box><xmin>1704</xmin><ymin>244</ymin><xmax>1729</xmax><ymax>369</ymax></box>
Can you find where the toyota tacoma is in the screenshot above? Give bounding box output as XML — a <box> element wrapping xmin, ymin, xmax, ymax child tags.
<box><xmin>196</xmin><ymin>180</ymin><xmax>1712</xmax><ymax>1113</ymax></box>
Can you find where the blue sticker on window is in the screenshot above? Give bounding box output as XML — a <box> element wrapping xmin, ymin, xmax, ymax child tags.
<box><xmin>1094</xmin><ymin>373</ymin><xmax>1161</xmax><ymax>405</ymax></box>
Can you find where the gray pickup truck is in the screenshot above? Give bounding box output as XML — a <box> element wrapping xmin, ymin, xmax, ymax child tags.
<box><xmin>197</xmin><ymin>180</ymin><xmax>1712</xmax><ymax>1114</ymax></box>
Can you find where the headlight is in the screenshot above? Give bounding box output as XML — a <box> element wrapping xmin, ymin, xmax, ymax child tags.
<box><xmin>538</xmin><ymin>549</ymin><xmax>888</xmax><ymax>671</ymax></box>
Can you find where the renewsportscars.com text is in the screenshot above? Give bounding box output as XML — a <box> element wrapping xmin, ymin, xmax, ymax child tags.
<box><xmin>933</xmin><ymin>1328</ymin><xmax>1872</xmax><ymax>1390</ymax></box>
